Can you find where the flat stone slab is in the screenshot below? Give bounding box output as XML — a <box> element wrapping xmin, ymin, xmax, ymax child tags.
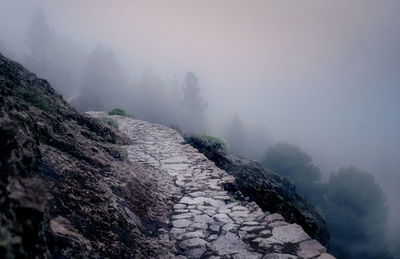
<box><xmin>185</xmin><ymin>247</ymin><xmax>206</xmax><ymax>258</ymax></box>
<box><xmin>213</xmin><ymin>213</ymin><xmax>234</xmax><ymax>224</ymax></box>
<box><xmin>240</xmin><ymin>225</ymin><xmax>264</xmax><ymax>232</ymax></box>
<box><xmin>272</xmin><ymin>224</ymin><xmax>310</xmax><ymax>244</ymax></box>
<box><xmin>178</xmin><ymin>238</ymin><xmax>208</xmax><ymax>249</ymax></box>
<box><xmin>172</xmin><ymin>219</ymin><xmax>192</xmax><ymax>228</ymax></box>
<box><xmin>210</xmin><ymin>232</ymin><xmax>249</xmax><ymax>256</ymax></box>
<box><xmin>297</xmin><ymin>239</ymin><xmax>327</xmax><ymax>258</ymax></box>
<box><xmin>265</xmin><ymin>213</ymin><xmax>284</xmax><ymax>222</ymax></box>
<box><xmin>178</xmin><ymin>230</ymin><xmax>205</xmax><ymax>240</ymax></box>
<box><xmin>317</xmin><ymin>253</ymin><xmax>336</xmax><ymax>259</ymax></box>
<box><xmin>172</xmin><ymin>213</ymin><xmax>193</xmax><ymax>219</ymax></box>
<box><xmin>263</xmin><ymin>253</ymin><xmax>298</xmax><ymax>259</ymax></box>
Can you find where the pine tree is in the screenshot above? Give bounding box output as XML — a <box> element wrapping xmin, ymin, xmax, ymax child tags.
<box><xmin>181</xmin><ymin>71</ymin><xmax>207</xmax><ymax>133</ymax></box>
<box><xmin>25</xmin><ymin>7</ymin><xmax>55</xmax><ymax>77</ymax></box>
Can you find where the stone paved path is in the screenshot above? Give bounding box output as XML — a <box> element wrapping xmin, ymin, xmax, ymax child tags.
<box><xmin>96</xmin><ymin>113</ymin><xmax>335</xmax><ymax>259</ymax></box>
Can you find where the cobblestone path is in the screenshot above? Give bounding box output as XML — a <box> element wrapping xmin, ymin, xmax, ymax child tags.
<box><xmin>111</xmin><ymin>114</ymin><xmax>335</xmax><ymax>259</ymax></box>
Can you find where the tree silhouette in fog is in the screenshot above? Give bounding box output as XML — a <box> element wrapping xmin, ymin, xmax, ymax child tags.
<box><xmin>181</xmin><ymin>71</ymin><xmax>207</xmax><ymax>133</ymax></box>
<box><xmin>262</xmin><ymin>142</ymin><xmax>323</xmax><ymax>201</ymax></box>
<box><xmin>73</xmin><ymin>45</ymin><xmax>124</xmax><ymax>111</ymax></box>
<box><xmin>323</xmin><ymin>167</ymin><xmax>391</xmax><ymax>259</ymax></box>
<box><xmin>262</xmin><ymin>143</ymin><xmax>393</xmax><ymax>258</ymax></box>
<box><xmin>25</xmin><ymin>7</ymin><xmax>82</xmax><ymax>99</ymax></box>
<box><xmin>131</xmin><ymin>68</ymin><xmax>170</xmax><ymax>124</ymax></box>
<box><xmin>25</xmin><ymin>7</ymin><xmax>55</xmax><ymax>79</ymax></box>
<box><xmin>225</xmin><ymin>111</ymin><xmax>246</xmax><ymax>154</ymax></box>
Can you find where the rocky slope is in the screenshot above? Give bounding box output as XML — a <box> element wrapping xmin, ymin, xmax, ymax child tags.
<box><xmin>0</xmin><ymin>52</ymin><xmax>334</xmax><ymax>258</ymax></box>
<box><xmin>0</xmin><ymin>52</ymin><xmax>176</xmax><ymax>258</ymax></box>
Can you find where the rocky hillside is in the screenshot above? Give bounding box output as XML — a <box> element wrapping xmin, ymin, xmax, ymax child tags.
<box><xmin>0</xmin><ymin>53</ymin><xmax>334</xmax><ymax>258</ymax></box>
<box><xmin>0</xmin><ymin>52</ymin><xmax>176</xmax><ymax>258</ymax></box>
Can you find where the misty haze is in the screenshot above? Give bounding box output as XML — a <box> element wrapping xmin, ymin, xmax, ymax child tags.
<box><xmin>0</xmin><ymin>1</ymin><xmax>399</xmax><ymax>258</ymax></box>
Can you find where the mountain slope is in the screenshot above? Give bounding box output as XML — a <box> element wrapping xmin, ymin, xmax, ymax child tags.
<box><xmin>0</xmin><ymin>52</ymin><xmax>175</xmax><ymax>258</ymax></box>
<box><xmin>0</xmin><ymin>53</ymin><xmax>334</xmax><ymax>258</ymax></box>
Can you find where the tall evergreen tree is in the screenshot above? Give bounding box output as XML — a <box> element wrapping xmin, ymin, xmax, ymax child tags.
<box><xmin>25</xmin><ymin>7</ymin><xmax>55</xmax><ymax>78</ymax></box>
<box><xmin>181</xmin><ymin>71</ymin><xmax>207</xmax><ymax>133</ymax></box>
<box><xmin>262</xmin><ymin>142</ymin><xmax>323</xmax><ymax>202</ymax></box>
<box><xmin>323</xmin><ymin>167</ymin><xmax>391</xmax><ymax>259</ymax></box>
<box><xmin>73</xmin><ymin>45</ymin><xmax>124</xmax><ymax>111</ymax></box>
<box><xmin>225</xmin><ymin>111</ymin><xmax>246</xmax><ymax>154</ymax></box>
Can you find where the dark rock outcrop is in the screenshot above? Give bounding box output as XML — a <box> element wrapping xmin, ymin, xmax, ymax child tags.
<box><xmin>186</xmin><ymin>137</ymin><xmax>330</xmax><ymax>245</ymax></box>
<box><xmin>0</xmin><ymin>52</ymin><xmax>175</xmax><ymax>258</ymax></box>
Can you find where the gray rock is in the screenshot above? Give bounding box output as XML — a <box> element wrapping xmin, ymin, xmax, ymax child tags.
<box><xmin>224</xmin><ymin>202</ymin><xmax>239</xmax><ymax>209</ymax></box>
<box><xmin>252</xmin><ymin>237</ymin><xmax>281</xmax><ymax>249</ymax></box>
<box><xmin>218</xmin><ymin>208</ymin><xmax>231</xmax><ymax>214</ymax></box>
<box><xmin>239</xmin><ymin>225</ymin><xmax>264</xmax><ymax>232</ymax></box>
<box><xmin>263</xmin><ymin>253</ymin><xmax>298</xmax><ymax>259</ymax></box>
<box><xmin>185</xmin><ymin>247</ymin><xmax>206</xmax><ymax>258</ymax></box>
<box><xmin>213</xmin><ymin>214</ymin><xmax>234</xmax><ymax>224</ymax></box>
<box><xmin>209</xmin><ymin>224</ymin><xmax>220</xmax><ymax>232</ymax></box>
<box><xmin>269</xmin><ymin>221</ymin><xmax>289</xmax><ymax>227</ymax></box>
<box><xmin>272</xmin><ymin>224</ymin><xmax>310</xmax><ymax>244</ymax></box>
<box><xmin>317</xmin><ymin>253</ymin><xmax>336</xmax><ymax>259</ymax></box>
<box><xmin>222</xmin><ymin>223</ymin><xmax>239</xmax><ymax>232</ymax></box>
<box><xmin>204</xmin><ymin>209</ymin><xmax>217</xmax><ymax>216</ymax></box>
<box><xmin>297</xmin><ymin>240</ymin><xmax>327</xmax><ymax>258</ymax></box>
<box><xmin>190</xmin><ymin>222</ymin><xmax>208</xmax><ymax>229</ymax></box>
<box><xmin>233</xmin><ymin>251</ymin><xmax>262</xmax><ymax>259</ymax></box>
<box><xmin>208</xmin><ymin>234</ymin><xmax>218</xmax><ymax>241</ymax></box>
<box><xmin>193</xmin><ymin>214</ymin><xmax>214</xmax><ymax>224</ymax></box>
<box><xmin>229</xmin><ymin>210</ymin><xmax>250</xmax><ymax>218</ymax></box>
<box><xmin>174</xmin><ymin>204</ymin><xmax>187</xmax><ymax>209</ymax></box>
<box><xmin>243</xmin><ymin>221</ymin><xmax>259</xmax><ymax>226</ymax></box>
<box><xmin>189</xmin><ymin>209</ymin><xmax>203</xmax><ymax>215</ymax></box>
<box><xmin>172</xmin><ymin>219</ymin><xmax>192</xmax><ymax>228</ymax></box>
<box><xmin>178</xmin><ymin>238</ymin><xmax>208</xmax><ymax>249</ymax></box>
<box><xmin>259</xmin><ymin>229</ymin><xmax>272</xmax><ymax>236</ymax></box>
<box><xmin>210</xmin><ymin>232</ymin><xmax>250</xmax><ymax>255</ymax></box>
<box><xmin>175</xmin><ymin>209</ymin><xmax>189</xmax><ymax>213</ymax></box>
<box><xmin>232</xmin><ymin>205</ymin><xmax>248</xmax><ymax>211</ymax></box>
<box><xmin>178</xmin><ymin>230</ymin><xmax>205</xmax><ymax>240</ymax></box>
<box><xmin>189</xmin><ymin>191</ymin><xmax>205</xmax><ymax>198</ymax></box>
<box><xmin>172</xmin><ymin>213</ymin><xmax>193</xmax><ymax>219</ymax></box>
<box><xmin>265</xmin><ymin>213</ymin><xmax>284</xmax><ymax>222</ymax></box>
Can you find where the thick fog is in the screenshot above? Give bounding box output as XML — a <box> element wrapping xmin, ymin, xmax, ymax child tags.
<box><xmin>1</xmin><ymin>0</ymin><xmax>399</xmax><ymax>257</ymax></box>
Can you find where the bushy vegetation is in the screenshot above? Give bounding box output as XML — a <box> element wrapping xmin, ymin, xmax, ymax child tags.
<box><xmin>322</xmin><ymin>167</ymin><xmax>390</xmax><ymax>259</ymax></box>
<box><xmin>262</xmin><ymin>143</ymin><xmax>323</xmax><ymax>202</ymax></box>
<box><xmin>16</xmin><ymin>87</ymin><xmax>49</xmax><ymax>111</ymax></box>
<box><xmin>262</xmin><ymin>143</ymin><xmax>392</xmax><ymax>258</ymax></box>
<box><xmin>186</xmin><ymin>133</ymin><xmax>227</xmax><ymax>151</ymax></box>
<box><xmin>108</xmin><ymin>108</ymin><xmax>128</xmax><ymax>117</ymax></box>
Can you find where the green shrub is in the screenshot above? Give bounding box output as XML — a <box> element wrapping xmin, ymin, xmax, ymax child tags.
<box><xmin>16</xmin><ymin>87</ymin><xmax>49</xmax><ymax>111</ymax></box>
<box><xmin>100</xmin><ymin>116</ymin><xmax>119</xmax><ymax>128</ymax></box>
<box><xmin>186</xmin><ymin>133</ymin><xmax>227</xmax><ymax>151</ymax></box>
<box><xmin>108</xmin><ymin>108</ymin><xmax>128</xmax><ymax>116</ymax></box>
